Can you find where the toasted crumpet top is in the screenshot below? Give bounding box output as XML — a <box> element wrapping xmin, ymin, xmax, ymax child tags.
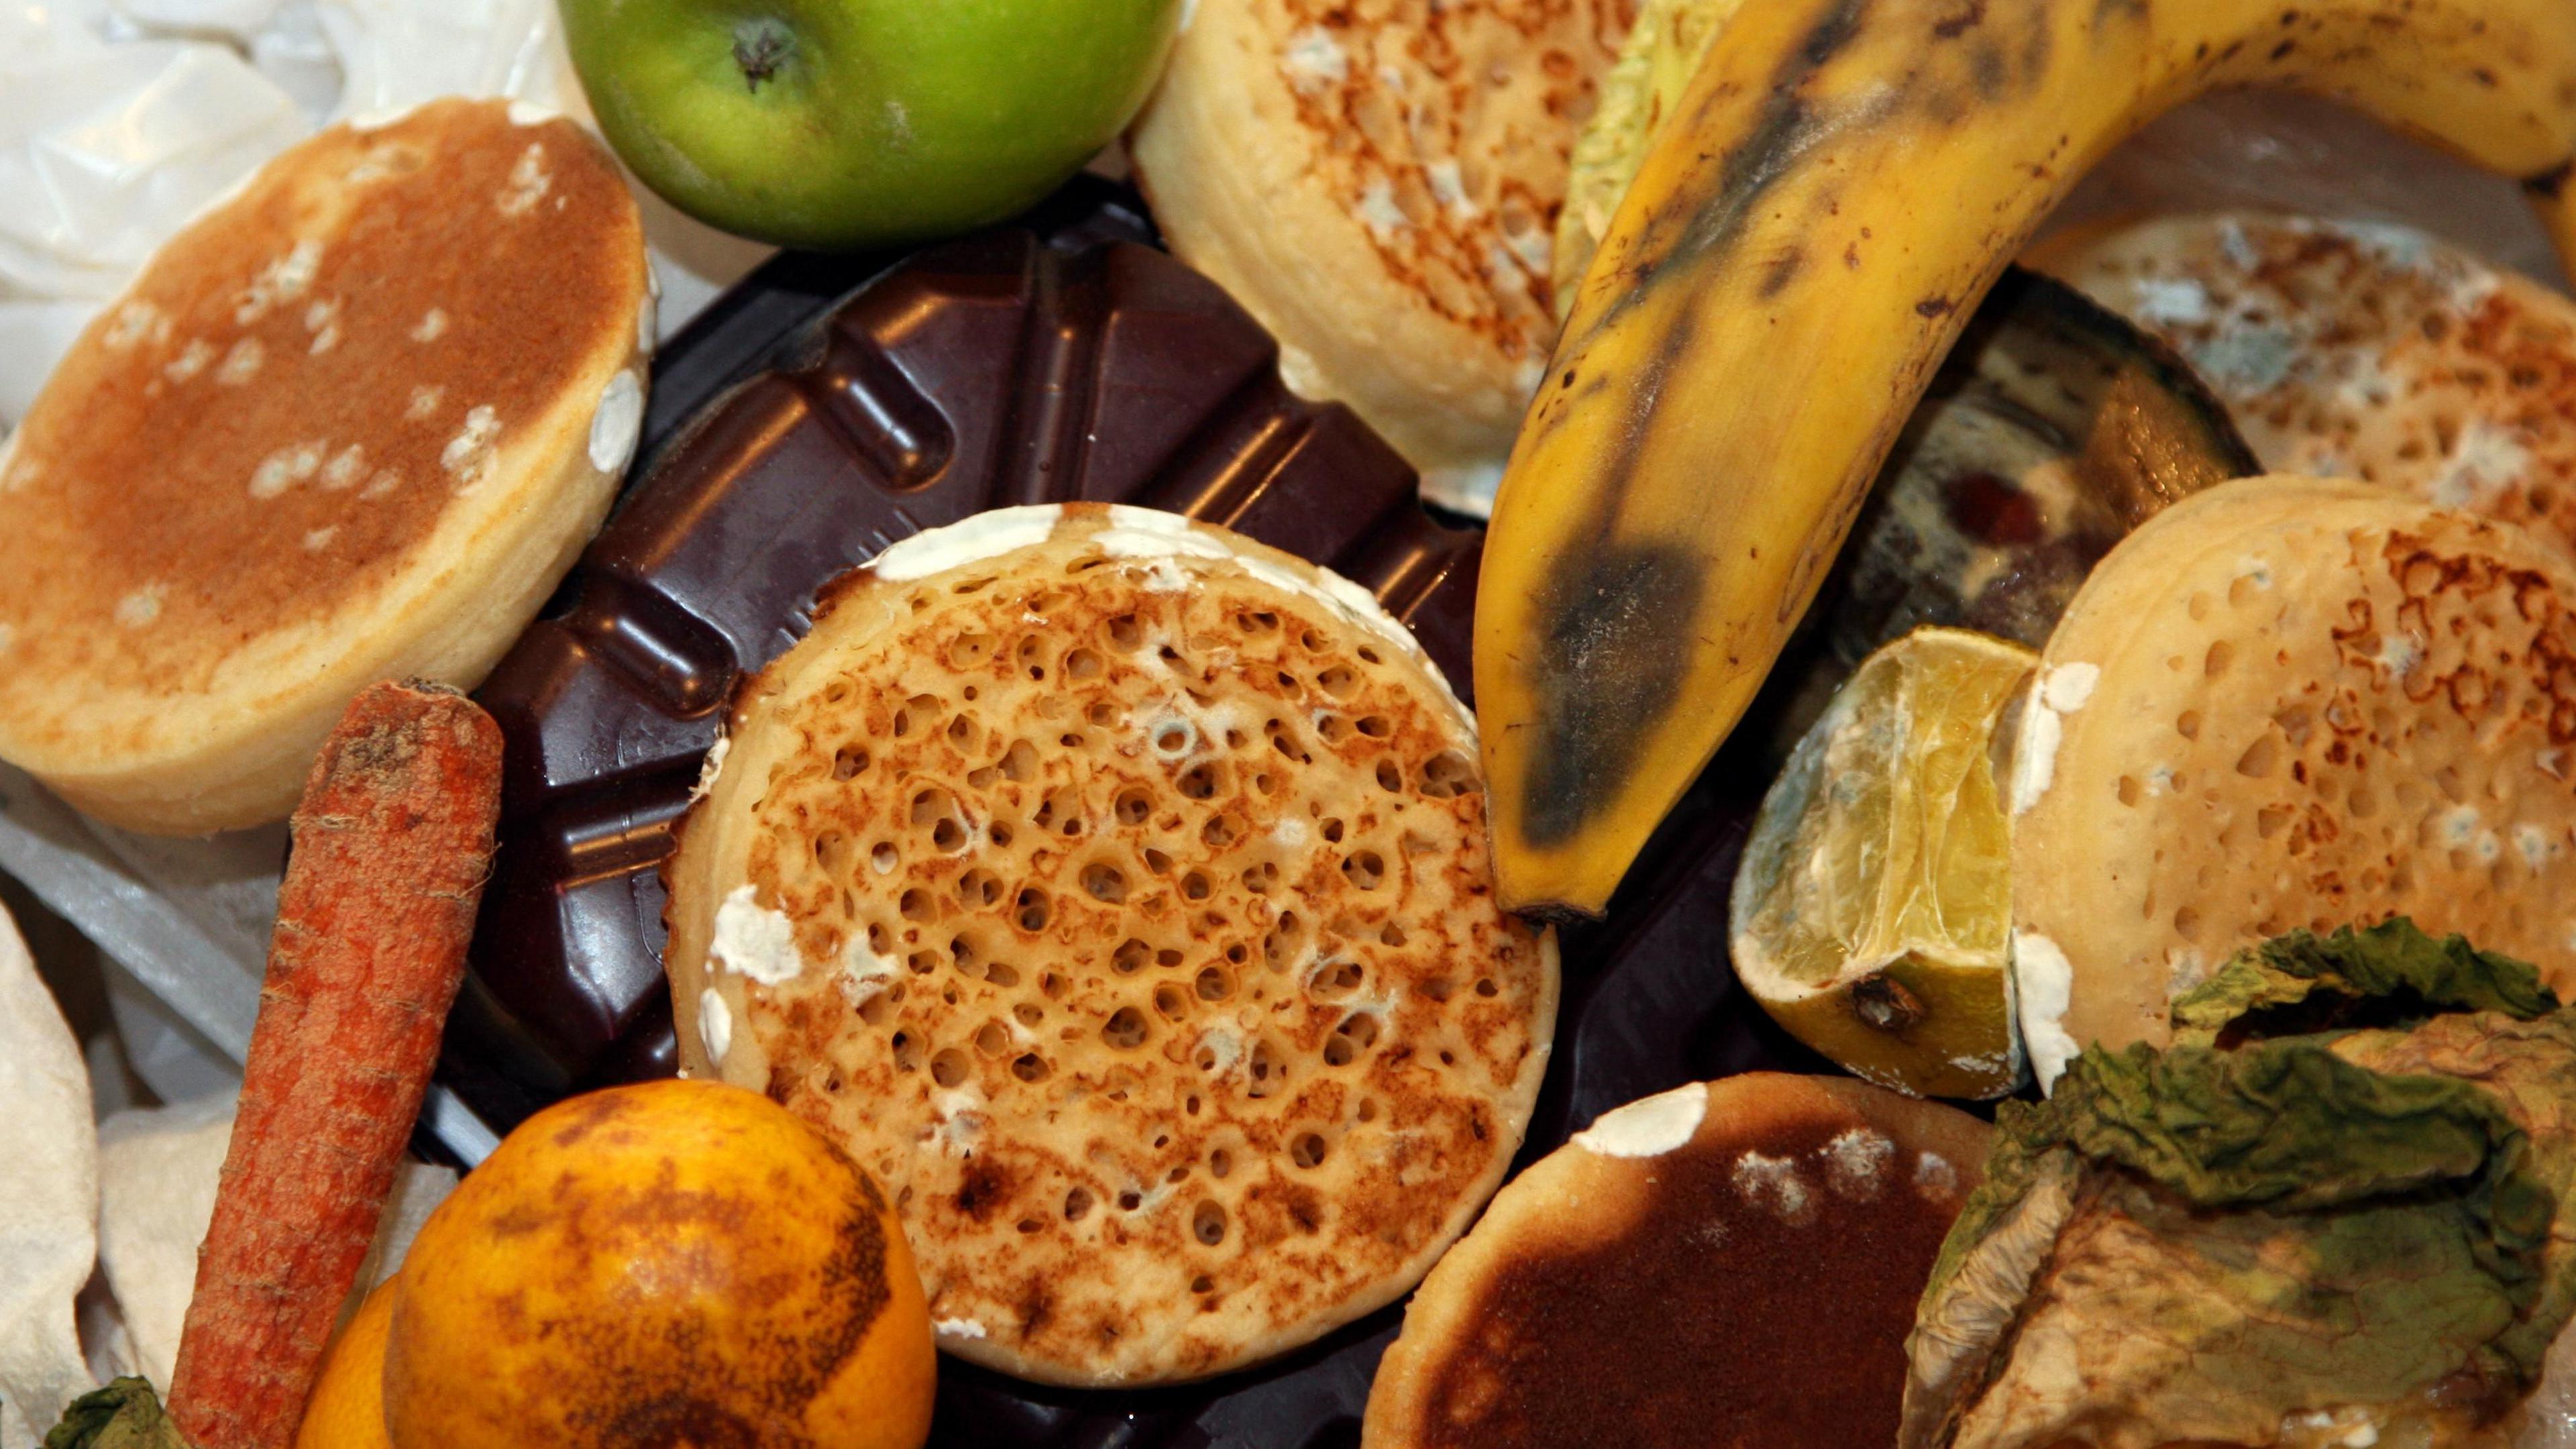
<box><xmin>2035</xmin><ymin>213</ymin><xmax>2576</xmax><ymax>557</ymax></box>
<box><xmin>664</xmin><ymin>506</ymin><xmax>1556</xmax><ymax>1388</ymax></box>
<box><xmin>0</xmin><ymin>98</ymin><xmax>645</xmax><ymax>771</ymax></box>
<box><xmin>1131</xmin><ymin>0</ymin><xmax>1635</xmax><ymax>500</ymax></box>
<box><xmin>1363</xmin><ymin>1073</ymin><xmax>1990</xmax><ymax>1449</ymax></box>
<box><xmin>2011</xmin><ymin>476</ymin><xmax>2576</xmax><ymax>1087</ymax></box>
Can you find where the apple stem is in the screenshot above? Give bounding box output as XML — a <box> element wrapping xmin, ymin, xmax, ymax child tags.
<box><xmin>733</xmin><ymin>19</ymin><xmax>794</xmax><ymax>93</ymax></box>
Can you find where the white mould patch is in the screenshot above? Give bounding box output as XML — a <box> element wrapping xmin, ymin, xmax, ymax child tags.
<box><xmin>1195</xmin><ymin>1026</ymin><xmax>1242</xmax><ymax>1076</ymax></box>
<box><xmin>839</xmin><ymin>928</ymin><xmax>900</xmax><ymax>1001</ymax></box>
<box><xmin>934</xmin><ymin>1318</ymin><xmax>988</xmax><ymax>1340</ymax></box>
<box><xmin>1358</xmin><ymin>178</ymin><xmax>1410</xmax><ymax>239</ymax></box>
<box><xmin>1731</xmin><ymin>1150</ymin><xmax>1813</xmax><ymax>1222</ymax></box>
<box><xmin>413</xmin><ymin>308</ymin><xmax>449</xmax><ymax>343</ymax></box>
<box><xmin>2428</xmin><ymin>419</ymin><xmax>2532</xmax><ymax>509</ymax></box>
<box><xmin>2166</xmin><ymin>947</ymin><xmax>2209</xmax><ymax>998</ymax></box>
<box><xmin>250</xmin><ymin>442</ymin><xmax>324</xmax><ymax>499</ymax></box>
<box><xmin>590</xmin><ymin>370</ymin><xmax>645</xmax><ymax>475</ymax></box>
<box><xmin>497</xmin><ymin>144</ymin><xmax>553</xmax><ymax>217</ymax></box>
<box><xmin>1425</xmin><ymin>159</ymin><xmax>1471</xmax><ymax>216</ymax></box>
<box><xmin>236</xmin><ymin>239</ymin><xmax>323</xmax><ymax>324</ymax></box>
<box><xmin>441</xmin><ymin>405</ymin><xmax>502</xmax><ymax>491</ymax></box>
<box><xmin>710</xmin><ymin>884</ymin><xmax>804</xmax><ymax>985</ymax></box>
<box><xmin>215</xmin><ymin>338</ymin><xmax>264</xmax><ymax>386</ymax></box>
<box><xmin>115</xmin><ymin>585</ymin><xmax>165</xmax><ymax>629</ymax></box>
<box><xmin>1281</xmin><ymin>25</ymin><xmax>1349</xmax><ymax>92</ymax></box>
<box><xmin>2014</xmin><ymin>930</ymin><xmax>2081</xmax><ymax>1095</ymax></box>
<box><xmin>2375</xmin><ymin>631</ymin><xmax>2422</xmax><ymax>680</ymax></box>
<box><xmin>1571</xmin><ymin>1081</ymin><xmax>1708</xmax><ymax>1159</ymax></box>
<box><xmin>323</xmin><ymin>445</ymin><xmax>367</xmax><ymax>490</ymax></box>
<box><xmin>931</xmin><ymin>1089</ymin><xmax>984</xmax><ymax>1158</ymax></box>
<box><xmin>2011</xmin><ymin>661</ymin><xmax>2097</xmax><ymax>816</ymax></box>
<box><xmin>698</xmin><ymin>987</ymin><xmax>733</xmax><ymax>1065</ymax></box>
<box><xmin>1821</xmin><ymin>1127</ymin><xmax>1895</xmax><ymax>1201</ymax></box>
<box><xmin>407</xmin><ymin>384</ymin><xmax>445</xmax><ymax>421</ymax></box>
<box><xmin>360</xmin><ymin>470</ymin><xmax>401</xmax><ymax>500</ymax></box>
<box><xmin>305</xmin><ymin>299</ymin><xmax>343</xmax><ymax>354</ymax></box>
<box><xmin>105</xmin><ymin>301</ymin><xmax>168</xmax><ymax>351</ymax></box>
<box><xmin>2130</xmin><ymin>277</ymin><xmax>2213</xmax><ymax>328</ymax></box>
<box><xmin>2010</xmin><ymin>694</ymin><xmax>2064</xmax><ymax>816</ymax></box>
<box><xmin>166</xmin><ymin>339</ymin><xmax>215</xmax><ymax>383</ymax></box>
<box><xmin>690</xmin><ymin>735</ymin><xmax>731</xmax><ymax>803</ymax></box>
<box><xmin>1915</xmin><ymin>1152</ymin><xmax>1959</xmax><ymax>1199</ymax></box>
<box><xmin>2039</xmin><ymin>662</ymin><xmax>2098</xmax><ymax>714</ymax></box>
<box><xmin>302</xmin><ymin>527</ymin><xmax>338</xmax><ymax>553</ymax></box>
<box><xmin>2438</xmin><ymin>805</ymin><xmax>2483</xmax><ymax>849</ymax></box>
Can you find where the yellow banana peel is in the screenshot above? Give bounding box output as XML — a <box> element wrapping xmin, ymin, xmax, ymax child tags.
<box><xmin>1478</xmin><ymin>0</ymin><xmax>2576</xmax><ymax>919</ymax></box>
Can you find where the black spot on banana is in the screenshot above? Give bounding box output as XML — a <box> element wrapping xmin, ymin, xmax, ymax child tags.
<box><xmin>1476</xmin><ymin>0</ymin><xmax>2576</xmax><ymax>919</ymax></box>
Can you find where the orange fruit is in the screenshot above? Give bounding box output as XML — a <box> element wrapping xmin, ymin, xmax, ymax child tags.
<box><xmin>384</xmin><ymin>1079</ymin><xmax>934</xmax><ymax>1449</ymax></box>
<box><xmin>294</xmin><ymin>1279</ymin><xmax>395</xmax><ymax>1449</ymax></box>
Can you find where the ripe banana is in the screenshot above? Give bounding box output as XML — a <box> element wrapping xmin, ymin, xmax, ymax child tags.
<box><xmin>1475</xmin><ymin>0</ymin><xmax>2576</xmax><ymax>920</ymax></box>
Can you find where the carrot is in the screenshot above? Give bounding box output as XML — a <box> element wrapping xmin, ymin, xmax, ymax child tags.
<box><xmin>165</xmin><ymin>680</ymin><xmax>502</xmax><ymax>1449</ymax></box>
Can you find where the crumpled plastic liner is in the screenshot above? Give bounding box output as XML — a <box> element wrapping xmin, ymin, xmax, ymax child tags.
<box><xmin>0</xmin><ymin>0</ymin><xmax>757</xmax><ymax>1167</ymax></box>
<box><xmin>93</xmin><ymin>1092</ymin><xmax>454</xmax><ymax>1394</ymax></box>
<box><xmin>0</xmin><ymin>888</ymin><xmax>455</xmax><ymax>1446</ymax></box>
<box><xmin>0</xmin><ymin>902</ymin><xmax>96</xmax><ymax>1449</ymax></box>
<box><xmin>0</xmin><ymin>0</ymin><xmax>767</xmax><ymax>423</ymax></box>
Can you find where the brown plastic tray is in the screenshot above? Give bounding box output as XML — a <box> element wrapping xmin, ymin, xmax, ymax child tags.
<box><xmin>448</xmin><ymin>180</ymin><xmax>1843</xmax><ymax>1448</ymax></box>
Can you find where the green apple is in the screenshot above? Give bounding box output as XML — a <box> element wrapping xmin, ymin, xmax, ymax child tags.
<box><xmin>562</xmin><ymin>0</ymin><xmax>1183</xmax><ymax>250</ymax></box>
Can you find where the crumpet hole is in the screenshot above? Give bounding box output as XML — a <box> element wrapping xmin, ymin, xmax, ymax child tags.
<box><xmin>1419</xmin><ymin>751</ymin><xmax>1477</xmax><ymax>798</ymax></box>
<box><xmin>1193</xmin><ymin>1200</ymin><xmax>1228</xmax><ymax>1246</ymax></box>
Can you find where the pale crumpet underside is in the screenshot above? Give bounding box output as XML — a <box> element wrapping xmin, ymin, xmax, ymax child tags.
<box><xmin>0</xmin><ymin>97</ymin><xmax>649</xmax><ymax>833</ymax></box>
<box><xmin>2010</xmin><ymin>476</ymin><xmax>2576</xmax><ymax>1087</ymax></box>
<box><xmin>1130</xmin><ymin>0</ymin><xmax>1636</xmax><ymax>506</ymax></box>
<box><xmin>665</xmin><ymin>504</ymin><xmax>1557</xmax><ymax>1388</ymax></box>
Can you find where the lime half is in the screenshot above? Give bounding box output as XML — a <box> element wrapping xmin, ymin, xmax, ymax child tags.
<box><xmin>1729</xmin><ymin>627</ymin><xmax>2035</xmax><ymax>1099</ymax></box>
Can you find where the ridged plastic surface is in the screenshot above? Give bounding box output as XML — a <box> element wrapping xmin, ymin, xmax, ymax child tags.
<box><xmin>445</xmin><ymin>185</ymin><xmax>2237</xmax><ymax>1448</ymax></box>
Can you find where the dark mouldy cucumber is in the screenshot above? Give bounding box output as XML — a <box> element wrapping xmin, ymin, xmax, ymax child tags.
<box><xmin>1824</xmin><ymin>265</ymin><xmax>2259</xmax><ymax>665</ymax></box>
<box><xmin>1737</xmin><ymin>266</ymin><xmax>2259</xmax><ymax>764</ymax></box>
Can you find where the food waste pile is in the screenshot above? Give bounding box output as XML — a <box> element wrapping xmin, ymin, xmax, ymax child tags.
<box><xmin>2</xmin><ymin>0</ymin><xmax>2576</xmax><ymax>1447</ymax></box>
